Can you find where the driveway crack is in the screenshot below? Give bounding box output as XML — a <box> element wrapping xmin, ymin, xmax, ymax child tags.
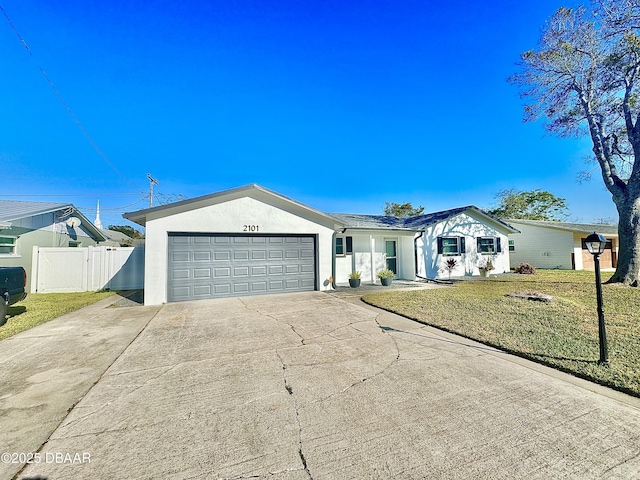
<box><xmin>276</xmin><ymin>350</ymin><xmax>313</xmax><ymax>479</ymax></box>
<box><xmin>314</xmin><ymin>314</ymin><xmax>400</xmax><ymax>404</ymax></box>
<box><xmin>239</xmin><ymin>299</ymin><xmax>306</xmax><ymax>345</ymax></box>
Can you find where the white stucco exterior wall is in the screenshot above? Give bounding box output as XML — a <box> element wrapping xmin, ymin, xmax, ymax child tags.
<box><xmin>143</xmin><ymin>196</ymin><xmax>336</xmax><ymax>305</ymax></box>
<box><xmin>334</xmin><ymin>231</ymin><xmax>415</xmax><ymax>284</ymax></box>
<box><xmin>417</xmin><ymin>212</ymin><xmax>512</xmax><ymax>279</ymax></box>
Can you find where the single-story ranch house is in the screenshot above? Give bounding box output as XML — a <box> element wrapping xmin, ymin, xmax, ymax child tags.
<box><xmin>0</xmin><ymin>200</ymin><xmax>110</xmax><ymax>292</ymax></box>
<box><xmin>507</xmin><ymin>219</ymin><xmax>619</xmax><ymax>271</ymax></box>
<box><xmin>124</xmin><ymin>184</ymin><xmax>518</xmax><ymax>306</ymax></box>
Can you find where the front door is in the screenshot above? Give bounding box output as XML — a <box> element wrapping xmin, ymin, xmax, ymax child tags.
<box><xmin>385</xmin><ymin>240</ymin><xmax>397</xmax><ymax>274</ymax></box>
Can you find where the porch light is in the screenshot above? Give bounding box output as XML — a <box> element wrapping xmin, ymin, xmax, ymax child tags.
<box><xmin>585</xmin><ymin>231</ymin><xmax>609</xmax><ymax>365</ymax></box>
<box><xmin>585</xmin><ymin>232</ymin><xmax>608</xmax><ymax>256</ymax></box>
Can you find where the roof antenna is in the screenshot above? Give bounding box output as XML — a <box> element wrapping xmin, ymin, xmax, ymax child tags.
<box><xmin>147</xmin><ymin>174</ymin><xmax>159</xmax><ymax>207</ymax></box>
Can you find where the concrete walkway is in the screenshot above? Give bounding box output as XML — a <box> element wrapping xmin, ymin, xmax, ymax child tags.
<box><xmin>5</xmin><ymin>292</ymin><xmax>640</xmax><ymax>479</ymax></box>
<box><xmin>0</xmin><ymin>295</ymin><xmax>161</xmax><ymax>480</ymax></box>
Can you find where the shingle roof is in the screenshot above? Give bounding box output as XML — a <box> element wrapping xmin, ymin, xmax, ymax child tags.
<box><xmin>0</xmin><ymin>200</ymin><xmax>72</xmax><ymax>222</ymax></box>
<box><xmin>332</xmin><ymin>206</ymin><xmax>519</xmax><ymax>233</ymax></box>
<box><xmin>328</xmin><ymin>213</ymin><xmax>410</xmax><ymax>230</ymax></box>
<box><xmin>507</xmin><ymin>219</ymin><xmax>619</xmax><ymax>235</ymax></box>
<box><xmin>99</xmin><ymin>228</ymin><xmax>132</xmax><ymax>242</ymax></box>
<box><xmin>0</xmin><ymin>200</ymin><xmax>107</xmax><ymax>242</ymax></box>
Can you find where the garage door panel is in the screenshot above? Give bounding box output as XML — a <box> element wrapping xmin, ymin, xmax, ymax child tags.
<box><xmin>193</xmin><ymin>251</ymin><xmax>211</xmax><ymax>262</ymax></box>
<box><xmin>193</xmin><ymin>237</ymin><xmax>212</xmax><ymax>245</ymax></box>
<box><xmin>285</xmin><ymin>279</ymin><xmax>301</xmax><ymax>289</ymax></box>
<box><xmin>168</xmin><ymin>235</ymin><xmax>316</xmax><ymax>301</ymax></box>
<box><xmin>193</xmin><ymin>285</ymin><xmax>212</xmax><ymax>296</ymax></box>
<box><xmin>252</xmin><ymin>282</ymin><xmax>268</xmax><ymax>292</ymax></box>
<box><xmin>172</xmin><ymin>269</ymin><xmax>190</xmax><ymax>280</ymax></box>
<box><xmin>214</xmin><ymin>267</ymin><xmax>231</xmax><ymax>277</ymax></box>
<box><xmin>234</xmin><ymin>250</ymin><xmax>249</xmax><ymax>260</ymax></box>
<box><xmin>214</xmin><ymin>284</ymin><xmax>231</xmax><ymax>294</ymax></box>
<box><xmin>171</xmin><ymin>286</ymin><xmax>190</xmax><ymax>297</ymax></box>
<box><xmin>193</xmin><ymin>268</ymin><xmax>211</xmax><ymax>278</ymax></box>
<box><xmin>233</xmin><ymin>283</ymin><xmax>249</xmax><ymax>293</ymax></box>
<box><xmin>214</xmin><ymin>251</ymin><xmax>230</xmax><ymax>261</ymax></box>
<box><xmin>285</xmin><ymin>265</ymin><xmax>299</xmax><ymax>274</ymax></box>
<box><xmin>301</xmin><ymin>264</ymin><xmax>314</xmax><ymax>274</ymax></box>
<box><xmin>172</xmin><ymin>252</ymin><xmax>190</xmax><ymax>262</ymax></box>
<box><xmin>234</xmin><ymin>267</ymin><xmax>249</xmax><ymax>277</ymax></box>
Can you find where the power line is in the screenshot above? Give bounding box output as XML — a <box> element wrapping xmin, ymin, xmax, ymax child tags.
<box><xmin>0</xmin><ymin>4</ymin><xmax>144</xmax><ymax>194</ymax></box>
<box><xmin>0</xmin><ymin>193</ymin><xmax>141</xmax><ymax>197</ymax></box>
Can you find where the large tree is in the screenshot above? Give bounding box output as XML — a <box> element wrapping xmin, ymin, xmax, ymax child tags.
<box><xmin>383</xmin><ymin>202</ymin><xmax>424</xmax><ymax>217</ymax></box>
<box><xmin>510</xmin><ymin>1</ymin><xmax>640</xmax><ymax>286</ymax></box>
<box><xmin>488</xmin><ymin>189</ymin><xmax>569</xmax><ymax>220</ymax></box>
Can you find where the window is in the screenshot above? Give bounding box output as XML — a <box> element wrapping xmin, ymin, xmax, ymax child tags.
<box><xmin>509</xmin><ymin>239</ymin><xmax>515</xmax><ymax>252</ymax></box>
<box><xmin>477</xmin><ymin>237</ymin><xmax>502</xmax><ymax>254</ymax></box>
<box><xmin>437</xmin><ymin>236</ymin><xmax>466</xmax><ymax>256</ymax></box>
<box><xmin>0</xmin><ymin>236</ymin><xmax>17</xmax><ymax>255</ymax></box>
<box><xmin>69</xmin><ymin>241</ymin><xmax>81</xmax><ymax>247</ymax></box>
<box><xmin>336</xmin><ymin>236</ymin><xmax>353</xmax><ymax>256</ymax></box>
<box><xmin>346</xmin><ymin>236</ymin><xmax>353</xmax><ymax>254</ymax></box>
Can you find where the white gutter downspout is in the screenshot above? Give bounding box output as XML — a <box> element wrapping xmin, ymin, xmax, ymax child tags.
<box><xmin>331</xmin><ymin>231</ymin><xmax>337</xmax><ymax>289</ymax></box>
<box><xmin>370</xmin><ymin>235</ymin><xmax>375</xmax><ymax>283</ymax></box>
<box><xmin>414</xmin><ymin>230</ymin><xmax>428</xmax><ymax>280</ymax></box>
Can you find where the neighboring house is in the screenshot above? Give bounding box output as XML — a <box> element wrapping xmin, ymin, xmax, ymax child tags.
<box><xmin>0</xmin><ymin>200</ymin><xmax>110</xmax><ymax>292</ymax></box>
<box><xmin>98</xmin><ymin>228</ymin><xmax>135</xmax><ymax>247</ymax></box>
<box><xmin>124</xmin><ymin>184</ymin><xmax>518</xmax><ymax>306</ymax></box>
<box><xmin>506</xmin><ymin>219</ymin><xmax>619</xmax><ymax>271</ymax></box>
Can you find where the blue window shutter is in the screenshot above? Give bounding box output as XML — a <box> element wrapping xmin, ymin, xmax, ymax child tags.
<box><xmin>437</xmin><ymin>237</ymin><xmax>443</xmax><ymax>254</ymax></box>
<box><xmin>460</xmin><ymin>237</ymin><xmax>466</xmax><ymax>253</ymax></box>
<box><xmin>496</xmin><ymin>237</ymin><xmax>502</xmax><ymax>253</ymax></box>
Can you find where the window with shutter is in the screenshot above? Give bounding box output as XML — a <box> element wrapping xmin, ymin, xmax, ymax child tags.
<box><xmin>477</xmin><ymin>237</ymin><xmax>496</xmax><ymax>254</ymax></box>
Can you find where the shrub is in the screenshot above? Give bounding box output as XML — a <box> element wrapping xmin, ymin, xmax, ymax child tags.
<box><xmin>515</xmin><ymin>262</ymin><xmax>537</xmax><ymax>275</ymax></box>
<box><xmin>376</xmin><ymin>268</ymin><xmax>395</xmax><ymax>279</ymax></box>
<box><xmin>442</xmin><ymin>258</ymin><xmax>458</xmax><ymax>279</ymax></box>
<box><xmin>349</xmin><ymin>271</ymin><xmax>361</xmax><ymax>280</ymax></box>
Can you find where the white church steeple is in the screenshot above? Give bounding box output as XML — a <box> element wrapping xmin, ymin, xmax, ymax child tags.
<box><xmin>94</xmin><ymin>200</ymin><xmax>103</xmax><ymax>229</ymax></box>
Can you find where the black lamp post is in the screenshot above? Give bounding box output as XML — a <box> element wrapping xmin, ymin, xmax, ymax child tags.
<box><xmin>584</xmin><ymin>232</ymin><xmax>609</xmax><ymax>365</ymax></box>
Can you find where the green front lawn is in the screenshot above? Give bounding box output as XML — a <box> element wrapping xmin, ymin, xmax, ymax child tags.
<box><xmin>363</xmin><ymin>271</ymin><xmax>640</xmax><ymax>397</ymax></box>
<box><xmin>1</xmin><ymin>291</ymin><xmax>116</xmax><ymax>341</ymax></box>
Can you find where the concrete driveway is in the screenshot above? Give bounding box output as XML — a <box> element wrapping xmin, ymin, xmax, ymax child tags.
<box><xmin>6</xmin><ymin>291</ymin><xmax>640</xmax><ymax>479</ymax></box>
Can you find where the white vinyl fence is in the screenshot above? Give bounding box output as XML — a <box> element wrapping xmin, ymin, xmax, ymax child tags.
<box><xmin>31</xmin><ymin>246</ymin><xmax>144</xmax><ymax>293</ymax></box>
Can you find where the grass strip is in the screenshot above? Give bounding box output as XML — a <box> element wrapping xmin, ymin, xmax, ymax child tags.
<box><xmin>1</xmin><ymin>291</ymin><xmax>116</xmax><ymax>341</ymax></box>
<box><xmin>363</xmin><ymin>271</ymin><xmax>640</xmax><ymax>397</ymax></box>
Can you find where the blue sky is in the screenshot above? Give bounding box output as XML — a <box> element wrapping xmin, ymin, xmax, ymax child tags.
<box><xmin>1</xmin><ymin>0</ymin><xmax>618</xmax><ymax>230</ymax></box>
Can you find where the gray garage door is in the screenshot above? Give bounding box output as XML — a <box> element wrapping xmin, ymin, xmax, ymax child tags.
<box><xmin>167</xmin><ymin>234</ymin><xmax>316</xmax><ymax>302</ymax></box>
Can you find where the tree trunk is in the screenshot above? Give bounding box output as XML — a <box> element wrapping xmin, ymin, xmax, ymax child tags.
<box><xmin>607</xmin><ymin>196</ymin><xmax>640</xmax><ymax>286</ymax></box>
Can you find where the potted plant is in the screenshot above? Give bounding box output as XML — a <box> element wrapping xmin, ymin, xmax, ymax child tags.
<box><xmin>376</xmin><ymin>268</ymin><xmax>395</xmax><ymax>286</ymax></box>
<box><xmin>348</xmin><ymin>271</ymin><xmax>361</xmax><ymax>288</ymax></box>
<box><xmin>479</xmin><ymin>259</ymin><xmax>495</xmax><ymax>277</ymax></box>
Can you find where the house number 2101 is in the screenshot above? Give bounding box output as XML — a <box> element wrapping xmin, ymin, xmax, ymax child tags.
<box><xmin>243</xmin><ymin>225</ymin><xmax>259</xmax><ymax>232</ymax></box>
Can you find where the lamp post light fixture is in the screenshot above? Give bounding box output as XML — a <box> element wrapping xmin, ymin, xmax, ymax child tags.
<box><xmin>585</xmin><ymin>231</ymin><xmax>609</xmax><ymax>365</ymax></box>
